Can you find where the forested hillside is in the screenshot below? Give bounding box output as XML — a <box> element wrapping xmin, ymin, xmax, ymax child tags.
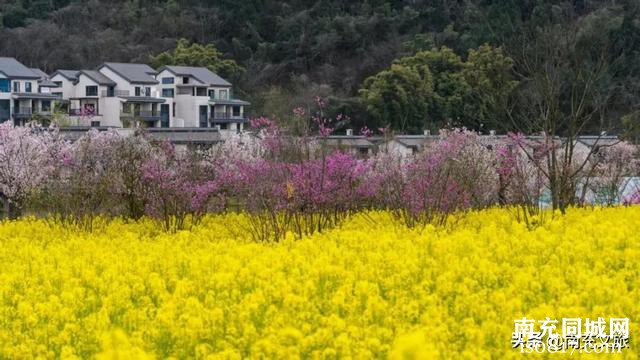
<box><xmin>1</xmin><ymin>0</ymin><xmax>639</xmax><ymax>134</ymax></box>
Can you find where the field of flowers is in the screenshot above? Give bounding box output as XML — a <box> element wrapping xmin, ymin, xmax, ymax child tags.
<box><xmin>0</xmin><ymin>207</ymin><xmax>638</xmax><ymax>358</ymax></box>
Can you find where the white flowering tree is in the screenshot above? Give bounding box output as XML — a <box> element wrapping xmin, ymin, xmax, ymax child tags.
<box><xmin>0</xmin><ymin>122</ymin><xmax>62</xmax><ymax>218</ymax></box>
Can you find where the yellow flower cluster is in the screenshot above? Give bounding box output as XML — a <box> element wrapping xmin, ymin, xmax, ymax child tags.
<box><xmin>0</xmin><ymin>208</ymin><xmax>638</xmax><ymax>359</ymax></box>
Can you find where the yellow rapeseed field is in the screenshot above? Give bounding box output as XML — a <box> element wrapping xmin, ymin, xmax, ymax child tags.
<box><xmin>0</xmin><ymin>207</ymin><xmax>638</xmax><ymax>359</ymax></box>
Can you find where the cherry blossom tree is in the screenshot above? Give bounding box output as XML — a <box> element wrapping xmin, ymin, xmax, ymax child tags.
<box><xmin>0</xmin><ymin>122</ymin><xmax>63</xmax><ymax>218</ymax></box>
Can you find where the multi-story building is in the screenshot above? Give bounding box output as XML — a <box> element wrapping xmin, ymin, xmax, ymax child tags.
<box><xmin>156</xmin><ymin>66</ymin><xmax>249</xmax><ymax>130</ymax></box>
<box><xmin>97</xmin><ymin>62</ymin><xmax>170</xmax><ymax>128</ymax></box>
<box><xmin>0</xmin><ymin>57</ymin><xmax>61</xmax><ymax>125</ymax></box>
<box><xmin>2</xmin><ymin>57</ymin><xmax>248</xmax><ymax>129</ymax></box>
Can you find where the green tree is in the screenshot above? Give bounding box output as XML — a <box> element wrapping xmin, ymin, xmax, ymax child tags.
<box><xmin>395</xmin><ymin>47</ymin><xmax>471</xmax><ymax>130</ymax></box>
<box><xmin>150</xmin><ymin>39</ymin><xmax>244</xmax><ymax>81</ymax></box>
<box><xmin>462</xmin><ymin>44</ymin><xmax>518</xmax><ymax>131</ymax></box>
<box><xmin>359</xmin><ymin>63</ymin><xmax>433</xmax><ymax>132</ymax></box>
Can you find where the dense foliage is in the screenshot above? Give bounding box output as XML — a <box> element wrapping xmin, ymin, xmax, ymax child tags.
<box><xmin>1</xmin><ymin>1</ymin><xmax>640</xmax><ymax>133</ymax></box>
<box><xmin>1</xmin><ymin>120</ymin><xmax>638</xmax><ymax>239</ymax></box>
<box><xmin>0</xmin><ymin>207</ymin><xmax>638</xmax><ymax>358</ymax></box>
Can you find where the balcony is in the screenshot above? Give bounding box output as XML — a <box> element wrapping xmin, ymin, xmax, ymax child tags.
<box><xmin>13</xmin><ymin>107</ymin><xmax>53</xmax><ymax>119</ymax></box>
<box><xmin>102</xmin><ymin>90</ymin><xmax>130</xmax><ymax>97</ymax></box>
<box><xmin>209</xmin><ymin>112</ymin><xmax>248</xmax><ymax>124</ymax></box>
<box><xmin>208</xmin><ymin>95</ymin><xmax>251</xmax><ymax>106</ymax></box>
<box><xmin>121</xmin><ymin>110</ymin><xmax>162</xmax><ymax>121</ymax></box>
<box><xmin>13</xmin><ymin>107</ymin><xmax>32</xmax><ymax>119</ymax></box>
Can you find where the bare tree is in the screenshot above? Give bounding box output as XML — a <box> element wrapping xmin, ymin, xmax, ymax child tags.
<box><xmin>507</xmin><ymin>21</ymin><xmax>632</xmax><ymax>212</ymax></box>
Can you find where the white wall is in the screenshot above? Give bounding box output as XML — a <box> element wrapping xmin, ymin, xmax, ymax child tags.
<box><xmin>385</xmin><ymin>140</ymin><xmax>414</xmax><ymax>157</ymax></box>
<box><xmin>49</xmin><ymin>74</ymin><xmax>76</xmax><ymax>99</ymax></box>
<box><xmin>102</xmin><ymin>98</ymin><xmax>122</xmax><ymax>127</ymax></box>
<box><xmin>155</xmin><ymin>69</ymin><xmax>175</xmax><ymax>127</ymax></box>
<box><xmin>10</xmin><ymin>79</ymin><xmax>37</xmax><ymax>93</ymax></box>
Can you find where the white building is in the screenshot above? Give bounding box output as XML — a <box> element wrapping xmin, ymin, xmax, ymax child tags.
<box><xmin>46</xmin><ymin>62</ymin><xmax>249</xmax><ymax>130</ymax></box>
<box><xmin>96</xmin><ymin>62</ymin><xmax>169</xmax><ymax>128</ymax></box>
<box><xmin>156</xmin><ymin>66</ymin><xmax>249</xmax><ymax>130</ymax></box>
<box><xmin>0</xmin><ymin>57</ymin><xmax>61</xmax><ymax>125</ymax></box>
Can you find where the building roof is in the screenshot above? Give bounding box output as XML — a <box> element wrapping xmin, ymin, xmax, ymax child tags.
<box><xmin>38</xmin><ymin>79</ymin><xmax>59</xmax><ymax>87</ymax></box>
<box><xmin>78</xmin><ymin>70</ymin><xmax>116</xmax><ymax>86</ymax></box>
<box><xmin>575</xmin><ymin>135</ymin><xmax>620</xmax><ymax>148</ymax></box>
<box><xmin>159</xmin><ymin>65</ymin><xmax>231</xmax><ymax>87</ymax></box>
<box><xmin>0</xmin><ymin>57</ymin><xmax>41</xmax><ymax>79</ymax></box>
<box><xmin>100</xmin><ymin>62</ymin><xmax>158</xmax><ymax>84</ymax></box>
<box><xmin>393</xmin><ymin>135</ymin><xmax>441</xmax><ymax>148</ymax></box>
<box><xmin>30</xmin><ymin>68</ymin><xmax>49</xmax><ymax>79</ymax></box>
<box><xmin>324</xmin><ymin>136</ymin><xmax>376</xmax><ymax>148</ymax></box>
<box><xmin>51</xmin><ymin>69</ymin><xmax>79</xmax><ymax>81</ymax></box>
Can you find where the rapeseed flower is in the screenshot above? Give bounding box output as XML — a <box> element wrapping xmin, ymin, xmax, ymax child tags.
<box><xmin>0</xmin><ymin>207</ymin><xmax>637</xmax><ymax>358</ymax></box>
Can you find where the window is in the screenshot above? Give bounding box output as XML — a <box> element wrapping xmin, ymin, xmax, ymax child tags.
<box><xmin>233</xmin><ymin>106</ymin><xmax>241</xmax><ymax>117</ymax></box>
<box><xmin>13</xmin><ymin>82</ymin><xmax>20</xmax><ymax>93</ymax></box>
<box><xmin>162</xmin><ymin>89</ymin><xmax>174</xmax><ymax>97</ymax></box>
<box><xmin>208</xmin><ymin>89</ymin><xmax>215</xmax><ymax>98</ymax></box>
<box><xmin>86</xmin><ymin>86</ymin><xmax>98</xmax><ymax>96</ymax></box>
<box><xmin>135</xmin><ymin>87</ymin><xmax>141</xmax><ymax>96</ymax></box>
<box><xmin>196</xmin><ymin>87</ymin><xmax>207</xmax><ymax>96</ymax></box>
<box><xmin>183</xmin><ymin>77</ymin><xmax>190</xmax><ymax>84</ymax></box>
<box><xmin>54</xmin><ymin>81</ymin><xmax>62</xmax><ymax>87</ymax></box>
<box><xmin>162</xmin><ymin>77</ymin><xmax>174</xmax><ymax>84</ymax></box>
<box><xmin>106</xmin><ymin>86</ymin><xmax>115</xmax><ymax>97</ymax></box>
<box><xmin>42</xmin><ymin>101</ymin><xmax>51</xmax><ymax>112</ymax></box>
<box><xmin>0</xmin><ymin>79</ymin><xmax>9</xmax><ymax>93</ymax></box>
<box><xmin>219</xmin><ymin>89</ymin><xmax>228</xmax><ymax>100</ymax></box>
<box><xmin>25</xmin><ymin>82</ymin><xmax>32</xmax><ymax>93</ymax></box>
<box><xmin>145</xmin><ymin>87</ymin><xmax>151</xmax><ymax>97</ymax></box>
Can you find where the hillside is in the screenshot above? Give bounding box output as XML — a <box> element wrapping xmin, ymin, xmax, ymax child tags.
<box><xmin>1</xmin><ymin>0</ymin><xmax>639</xmax><ymax>132</ymax></box>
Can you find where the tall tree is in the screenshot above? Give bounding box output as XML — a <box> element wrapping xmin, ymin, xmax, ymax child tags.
<box><xmin>150</xmin><ymin>38</ymin><xmax>244</xmax><ymax>81</ymax></box>
<box><xmin>359</xmin><ymin>63</ymin><xmax>433</xmax><ymax>132</ymax></box>
<box><xmin>507</xmin><ymin>21</ymin><xmax>627</xmax><ymax>212</ymax></box>
<box><xmin>462</xmin><ymin>44</ymin><xmax>518</xmax><ymax>131</ymax></box>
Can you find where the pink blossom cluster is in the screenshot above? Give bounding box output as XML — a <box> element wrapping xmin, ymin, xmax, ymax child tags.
<box><xmin>1</xmin><ymin>119</ymin><xmax>638</xmax><ymax>237</ymax></box>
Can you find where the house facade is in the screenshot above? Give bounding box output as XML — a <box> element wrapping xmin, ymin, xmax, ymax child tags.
<box><xmin>47</xmin><ymin>61</ymin><xmax>248</xmax><ymax>130</ymax></box>
<box><xmin>97</xmin><ymin>63</ymin><xmax>170</xmax><ymax>128</ymax></box>
<box><xmin>0</xmin><ymin>57</ymin><xmax>61</xmax><ymax>125</ymax></box>
<box><xmin>155</xmin><ymin>66</ymin><xmax>249</xmax><ymax>130</ymax></box>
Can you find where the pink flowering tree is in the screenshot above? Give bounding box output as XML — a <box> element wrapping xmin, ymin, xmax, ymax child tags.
<box><xmin>495</xmin><ymin>133</ymin><xmax>547</xmax><ymax>226</ymax></box>
<box><xmin>36</xmin><ymin>129</ymin><xmax>121</xmax><ymax>228</ymax></box>
<box><xmin>0</xmin><ymin>122</ymin><xmax>63</xmax><ymax>218</ymax></box>
<box><xmin>228</xmin><ymin>158</ymin><xmax>292</xmax><ymax>241</ymax></box>
<box><xmin>286</xmin><ymin>151</ymin><xmax>371</xmax><ymax>237</ymax></box>
<box><xmin>383</xmin><ymin>128</ymin><xmax>499</xmax><ymax>227</ymax></box>
<box><xmin>142</xmin><ymin>141</ymin><xmax>226</xmax><ymax>232</ymax></box>
<box><xmin>109</xmin><ymin>132</ymin><xmax>156</xmax><ymax>219</ymax></box>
